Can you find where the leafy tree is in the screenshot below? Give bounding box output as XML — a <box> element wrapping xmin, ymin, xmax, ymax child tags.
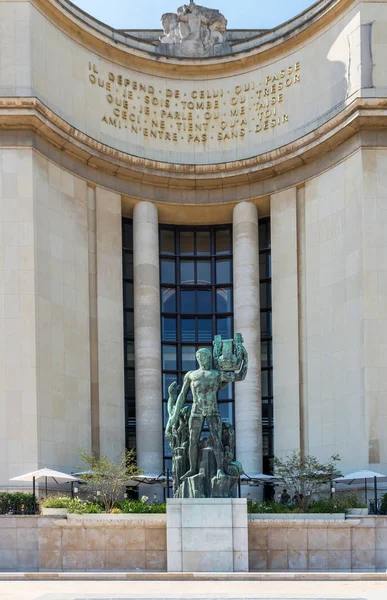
<box><xmin>78</xmin><ymin>449</ymin><xmax>141</xmax><ymax>513</ymax></box>
<box><xmin>273</xmin><ymin>452</ymin><xmax>342</xmax><ymax>510</ymax></box>
<box><xmin>380</xmin><ymin>493</ymin><xmax>387</xmax><ymax>515</ymax></box>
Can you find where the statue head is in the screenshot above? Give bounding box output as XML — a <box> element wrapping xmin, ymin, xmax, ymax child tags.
<box><xmin>161</xmin><ymin>12</ymin><xmax>178</xmax><ymax>34</ymax></box>
<box><xmin>196</xmin><ymin>348</ymin><xmax>212</xmax><ymax>369</ymax></box>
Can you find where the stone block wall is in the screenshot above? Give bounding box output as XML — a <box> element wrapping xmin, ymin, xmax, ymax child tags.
<box><xmin>0</xmin><ymin>516</ymin><xmax>167</xmax><ymax>572</ymax></box>
<box><xmin>248</xmin><ymin>517</ymin><xmax>387</xmax><ymax>571</ymax></box>
<box><xmin>1</xmin><ymin>515</ymin><xmax>387</xmax><ymax>572</ymax></box>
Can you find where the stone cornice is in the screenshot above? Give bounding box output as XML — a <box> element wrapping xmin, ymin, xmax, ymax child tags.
<box><xmin>0</xmin><ymin>96</ymin><xmax>386</xmax><ymax>189</ymax></box>
<box><xmin>13</xmin><ymin>0</ymin><xmax>357</xmax><ymax>78</ymax></box>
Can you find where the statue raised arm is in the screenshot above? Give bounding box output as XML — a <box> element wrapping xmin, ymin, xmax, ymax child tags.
<box><xmin>165</xmin><ymin>374</ymin><xmax>191</xmax><ymax>438</ymax></box>
<box><xmin>165</xmin><ymin>334</ymin><xmax>249</xmax><ymax>498</ymax></box>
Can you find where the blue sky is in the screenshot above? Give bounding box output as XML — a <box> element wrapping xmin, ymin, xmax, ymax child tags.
<box><xmin>72</xmin><ymin>0</ymin><xmax>314</xmax><ymax>30</ymax></box>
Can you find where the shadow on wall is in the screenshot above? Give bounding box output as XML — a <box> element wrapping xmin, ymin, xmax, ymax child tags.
<box><xmin>298</xmin><ymin>18</ymin><xmax>374</xmax><ymax>156</ymax></box>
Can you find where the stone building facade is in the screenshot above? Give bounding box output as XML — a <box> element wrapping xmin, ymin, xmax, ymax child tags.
<box><xmin>1</xmin><ymin>0</ymin><xmax>387</xmax><ymax>489</ymax></box>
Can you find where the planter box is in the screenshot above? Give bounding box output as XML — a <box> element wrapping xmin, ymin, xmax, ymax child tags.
<box><xmin>67</xmin><ymin>513</ymin><xmax>166</xmax><ymax>523</ymax></box>
<box><xmin>249</xmin><ymin>513</ymin><xmax>346</xmax><ymax>521</ymax></box>
<box><xmin>41</xmin><ymin>508</ymin><xmax>69</xmax><ymax>516</ymax></box>
<box><xmin>347</xmin><ymin>508</ymin><xmax>369</xmax><ymax>515</ymax></box>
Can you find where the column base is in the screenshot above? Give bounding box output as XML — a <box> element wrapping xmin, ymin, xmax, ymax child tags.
<box><xmin>167</xmin><ymin>498</ymin><xmax>248</xmax><ymax>572</ymax></box>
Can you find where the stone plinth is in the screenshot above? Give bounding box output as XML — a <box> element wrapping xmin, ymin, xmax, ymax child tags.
<box><xmin>166</xmin><ymin>498</ymin><xmax>248</xmax><ymax>572</ymax></box>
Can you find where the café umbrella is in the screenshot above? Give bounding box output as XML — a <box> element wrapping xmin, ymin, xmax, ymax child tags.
<box><xmin>334</xmin><ymin>470</ymin><xmax>387</xmax><ymax>511</ymax></box>
<box><xmin>238</xmin><ymin>473</ymin><xmax>277</xmax><ymax>497</ymax></box>
<box><xmin>240</xmin><ymin>473</ymin><xmax>277</xmax><ymax>483</ymax></box>
<box><xmin>10</xmin><ymin>468</ymin><xmax>79</xmax><ymax>499</ymax></box>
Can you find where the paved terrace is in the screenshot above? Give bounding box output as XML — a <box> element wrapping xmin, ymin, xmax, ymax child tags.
<box><xmin>0</xmin><ymin>577</ymin><xmax>387</xmax><ymax>600</ymax></box>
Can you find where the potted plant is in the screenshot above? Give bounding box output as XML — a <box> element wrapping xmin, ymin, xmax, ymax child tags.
<box><xmin>41</xmin><ymin>496</ymin><xmax>71</xmax><ymax>515</ymax></box>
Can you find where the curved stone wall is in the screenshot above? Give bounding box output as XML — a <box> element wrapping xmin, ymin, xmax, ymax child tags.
<box><xmin>2</xmin><ymin>0</ymin><xmax>387</xmax><ymax>490</ymax></box>
<box><xmin>0</xmin><ymin>0</ymin><xmax>386</xmax><ymax>181</ymax></box>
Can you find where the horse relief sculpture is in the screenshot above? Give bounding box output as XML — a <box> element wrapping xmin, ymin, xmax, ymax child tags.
<box><xmin>158</xmin><ymin>1</ymin><xmax>229</xmax><ymax>57</ymax></box>
<box><xmin>165</xmin><ymin>334</ymin><xmax>248</xmax><ymax>498</ymax></box>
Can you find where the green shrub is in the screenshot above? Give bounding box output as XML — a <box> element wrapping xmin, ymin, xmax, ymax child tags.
<box><xmin>44</xmin><ymin>496</ymin><xmax>102</xmax><ymax>514</ymax></box>
<box><xmin>0</xmin><ymin>492</ymin><xmax>37</xmax><ymax>514</ymax></box>
<box><xmin>43</xmin><ymin>495</ymin><xmax>166</xmax><ymax>514</ymax></box>
<box><xmin>248</xmin><ymin>500</ymin><xmax>301</xmax><ymax>514</ymax></box>
<box><xmin>42</xmin><ymin>496</ymin><xmax>72</xmax><ymax>509</ymax></box>
<box><xmin>116</xmin><ymin>500</ymin><xmax>166</xmax><ymax>514</ymax></box>
<box><xmin>308</xmin><ymin>494</ymin><xmax>367</xmax><ymax>514</ymax></box>
<box><xmin>66</xmin><ymin>498</ymin><xmax>102</xmax><ymax>514</ymax></box>
<box><xmin>247</xmin><ymin>492</ymin><xmax>366</xmax><ymax>514</ymax></box>
<box><xmin>380</xmin><ymin>493</ymin><xmax>387</xmax><ymax>515</ymax></box>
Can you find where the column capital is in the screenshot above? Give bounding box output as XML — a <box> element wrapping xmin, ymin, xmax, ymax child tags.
<box><xmin>233</xmin><ymin>201</ymin><xmax>258</xmax><ymax>223</ymax></box>
<box><xmin>133</xmin><ymin>200</ymin><xmax>158</xmax><ymax>223</ymax></box>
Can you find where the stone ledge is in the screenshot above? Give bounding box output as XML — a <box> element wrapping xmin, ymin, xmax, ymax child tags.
<box><xmin>249</xmin><ymin>513</ymin><xmax>346</xmax><ymax>522</ymax></box>
<box><xmin>66</xmin><ymin>514</ymin><xmax>166</xmax><ymax>525</ymax></box>
<box><xmin>0</xmin><ymin>97</ymin><xmax>387</xmax><ymax>189</ymax></box>
<box><xmin>0</xmin><ymin>571</ymin><xmax>387</xmax><ymax>581</ymax></box>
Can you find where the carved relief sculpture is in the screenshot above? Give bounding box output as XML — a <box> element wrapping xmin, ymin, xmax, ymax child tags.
<box><xmin>165</xmin><ymin>334</ymin><xmax>248</xmax><ymax>498</ymax></box>
<box><xmin>158</xmin><ymin>1</ymin><xmax>228</xmax><ymax>57</ymax></box>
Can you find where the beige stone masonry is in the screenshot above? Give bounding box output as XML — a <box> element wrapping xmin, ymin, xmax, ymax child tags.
<box><xmin>248</xmin><ymin>517</ymin><xmax>387</xmax><ymax>572</ymax></box>
<box><xmin>0</xmin><ymin>516</ymin><xmax>167</xmax><ymax>572</ymax></box>
<box><xmin>95</xmin><ymin>187</ymin><xmax>125</xmax><ymax>461</ymax></box>
<box><xmin>0</xmin><ymin>515</ymin><xmax>387</xmax><ymax>572</ymax></box>
<box><xmin>271</xmin><ymin>187</ymin><xmax>301</xmax><ymax>457</ymax></box>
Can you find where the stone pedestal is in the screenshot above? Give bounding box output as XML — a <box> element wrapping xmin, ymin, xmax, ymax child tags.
<box><xmin>167</xmin><ymin>498</ymin><xmax>248</xmax><ymax>572</ymax></box>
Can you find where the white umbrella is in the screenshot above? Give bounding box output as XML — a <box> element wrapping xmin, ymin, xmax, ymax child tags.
<box><xmin>240</xmin><ymin>473</ymin><xmax>277</xmax><ymax>488</ymax></box>
<box><xmin>334</xmin><ymin>470</ymin><xmax>387</xmax><ymax>511</ymax></box>
<box><xmin>72</xmin><ymin>470</ymin><xmax>141</xmax><ymax>488</ymax></box>
<box><xmin>241</xmin><ymin>473</ymin><xmax>277</xmax><ymax>482</ymax></box>
<box><xmin>132</xmin><ymin>472</ymin><xmax>173</xmax><ymax>501</ymax></box>
<box><xmin>132</xmin><ymin>473</ymin><xmax>171</xmax><ymax>486</ymax></box>
<box><xmin>10</xmin><ymin>468</ymin><xmax>79</xmax><ymax>498</ymax></box>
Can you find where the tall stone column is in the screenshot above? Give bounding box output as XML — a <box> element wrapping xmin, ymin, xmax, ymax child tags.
<box><xmin>233</xmin><ymin>202</ymin><xmax>262</xmax><ymax>477</ymax></box>
<box><xmin>133</xmin><ymin>202</ymin><xmax>163</xmax><ymax>480</ymax></box>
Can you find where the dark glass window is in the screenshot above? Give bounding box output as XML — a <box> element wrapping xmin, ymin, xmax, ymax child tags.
<box><xmin>216</xmin><ymin>229</ymin><xmax>231</xmax><ymax>255</ymax></box>
<box><xmin>161</xmin><ymin>260</ymin><xmax>176</xmax><ymax>284</ymax></box>
<box><xmin>260</xmin><ymin>217</ymin><xmax>273</xmax><ymax>475</ymax></box>
<box><xmin>162</xmin><ymin>345</ymin><xmax>177</xmax><ymax>370</ymax></box>
<box><xmin>180</xmin><ymin>261</ymin><xmax>195</xmax><ymax>284</ymax></box>
<box><xmin>216</xmin><ymin>288</ymin><xmax>232</xmax><ymax>313</ymax></box>
<box><xmin>122</xmin><ymin>219</ymin><xmax>136</xmax><ymax>453</ymax></box>
<box><xmin>161</xmin><ymin>288</ymin><xmax>177</xmax><ymax>313</ymax></box>
<box><xmin>181</xmin><ymin>290</ymin><xmax>195</xmax><ymax>314</ymax></box>
<box><xmin>181</xmin><ymin>318</ymin><xmax>195</xmax><ymax>342</ymax></box>
<box><xmin>162</xmin><ymin>317</ymin><xmax>177</xmax><ymax>342</ymax></box>
<box><xmin>197</xmin><ymin>231</ymin><xmax>211</xmax><ymax>255</ymax></box>
<box><xmin>180</xmin><ymin>231</ymin><xmax>194</xmax><ymax>255</ymax></box>
<box><xmin>160</xmin><ymin>229</ymin><xmax>175</xmax><ymax>255</ymax></box>
<box><xmin>198</xmin><ymin>290</ymin><xmax>212</xmax><ymax>314</ymax></box>
<box><xmin>197</xmin><ymin>261</ymin><xmax>211</xmax><ymax>284</ymax></box>
<box><xmin>217</xmin><ymin>316</ymin><xmax>232</xmax><ymax>339</ymax></box>
<box><xmin>216</xmin><ymin>259</ymin><xmax>232</xmax><ymax>284</ymax></box>
<box><xmin>198</xmin><ymin>319</ymin><xmax>212</xmax><ymax>342</ymax></box>
<box><xmin>159</xmin><ymin>226</ymin><xmax>234</xmax><ymax>470</ymax></box>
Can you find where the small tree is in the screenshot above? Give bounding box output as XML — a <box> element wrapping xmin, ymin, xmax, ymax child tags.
<box><xmin>380</xmin><ymin>493</ymin><xmax>387</xmax><ymax>515</ymax></box>
<box><xmin>78</xmin><ymin>449</ymin><xmax>141</xmax><ymax>513</ymax></box>
<box><xmin>273</xmin><ymin>452</ymin><xmax>342</xmax><ymax>510</ymax></box>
